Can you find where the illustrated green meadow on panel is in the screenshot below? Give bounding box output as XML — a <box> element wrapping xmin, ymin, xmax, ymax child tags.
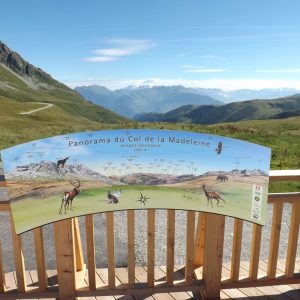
<box><xmin>0</xmin><ymin>129</ymin><xmax>271</xmax><ymax>234</ymax></box>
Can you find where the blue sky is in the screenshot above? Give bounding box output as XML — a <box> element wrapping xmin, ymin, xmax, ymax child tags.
<box><xmin>1</xmin><ymin>0</ymin><xmax>300</xmax><ymax>90</ymax></box>
<box><xmin>1</xmin><ymin>130</ymin><xmax>271</xmax><ymax>176</ymax></box>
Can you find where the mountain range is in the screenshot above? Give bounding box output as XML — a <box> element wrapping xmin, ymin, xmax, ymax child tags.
<box><xmin>75</xmin><ymin>85</ymin><xmax>223</xmax><ymax>118</ymax></box>
<box><xmin>75</xmin><ymin>84</ymin><xmax>300</xmax><ymax>118</ymax></box>
<box><xmin>6</xmin><ymin>160</ymin><xmax>122</xmax><ymax>185</ymax></box>
<box><xmin>135</xmin><ymin>94</ymin><xmax>300</xmax><ymax>124</ymax></box>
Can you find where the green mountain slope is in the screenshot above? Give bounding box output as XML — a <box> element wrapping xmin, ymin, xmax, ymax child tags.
<box><xmin>135</xmin><ymin>95</ymin><xmax>300</xmax><ymax>124</ymax></box>
<box><xmin>0</xmin><ymin>41</ymin><xmax>130</xmax><ymax>148</ymax></box>
<box><xmin>0</xmin><ymin>41</ymin><xmax>128</xmax><ymax>124</ymax></box>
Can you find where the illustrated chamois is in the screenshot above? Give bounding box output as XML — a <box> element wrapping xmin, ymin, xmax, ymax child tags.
<box><xmin>57</xmin><ymin>157</ymin><xmax>69</xmax><ymax>168</ymax></box>
<box><xmin>59</xmin><ymin>180</ymin><xmax>81</xmax><ymax>214</ymax></box>
<box><xmin>202</xmin><ymin>184</ymin><xmax>226</xmax><ymax>208</ymax></box>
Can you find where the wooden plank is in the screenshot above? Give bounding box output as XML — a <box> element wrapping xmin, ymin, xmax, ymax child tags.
<box><xmin>273</xmin><ymin>284</ymin><xmax>300</xmax><ymax>300</ymax></box>
<box><xmin>33</xmin><ymin>227</ymin><xmax>47</xmax><ymax>291</ymax></box>
<box><xmin>10</xmin><ymin>211</ymin><xmax>26</xmax><ymax>292</ymax></box>
<box><xmin>147</xmin><ymin>209</ymin><xmax>155</xmax><ymax>288</ymax></box>
<box><xmin>222</xmin><ymin>288</ymin><xmax>252</xmax><ymax>300</ymax></box>
<box><xmin>185</xmin><ymin>211</ymin><xmax>195</xmax><ymax>284</ymax></box>
<box><xmin>230</xmin><ymin>219</ymin><xmax>243</xmax><ymax>281</ymax></box>
<box><xmin>0</xmin><ymin>203</ymin><xmax>10</xmax><ymax>211</ymax></box>
<box><xmin>4</xmin><ymin>271</ymin><xmax>17</xmax><ymax>292</ymax></box>
<box><xmin>203</xmin><ymin>213</ymin><xmax>225</xmax><ymax>299</ymax></box>
<box><xmin>54</xmin><ymin>218</ymin><xmax>76</xmax><ymax>300</ymax></box>
<box><xmin>222</xmin><ymin>263</ymin><xmax>269</xmax><ymax>299</ymax></box>
<box><xmin>269</xmin><ymin>170</ymin><xmax>300</xmax><ymax>181</ymax></box>
<box><xmin>156</xmin><ymin>268</ymin><xmax>190</xmax><ymax>300</ymax></box>
<box><xmin>85</xmin><ymin>214</ymin><xmax>96</xmax><ymax>290</ymax></box>
<box><xmin>173</xmin><ymin>265</ymin><xmax>203</xmax><ymax>299</ymax></box>
<box><xmin>268</xmin><ymin>193</ymin><xmax>300</xmax><ymax>204</ymax></box>
<box><xmin>114</xmin><ymin>268</ymin><xmax>135</xmax><ymax>299</ymax></box>
<box><xmin>268</xmin><ymin>202</ymin><xmax>283</xmax><ymax>279</ymax></box>
<box><xmin>127</xmin><ymin>210</ymin><xmax>135</xmax><ymax>287</ymax></box>
<box><xmin>166</xmin><ymin>209</ymin><xmax>175</xmax><ymax>286</ymax></box>
<box><xmin>0</xmin><ymin>239</ymin><xmax>5</xmax><ymax>292</ymax></box>
<box><xmin>134</xmin><ymin>266</ymin><xmax>155</xmax><ymax>300</ymax></box>
<box><xmin>285</xmin><ymin>200</ymin><xmax>300</xmax><ymax>277</ymax></box>
<box><xmin>249</xmin><ymin>223</ymin><xmax>262</xmax><ymax>280</ymax></box>
<box><xmin>46</xmin><ymin>269</ymin><xmax>58</xmax><ymax>287</ymax></box>
<box><xmin>106</xmin><ymin>212</ymin><xmax>115</xmax><ymax>289</ymax></box>
<box><xmin>77</xmin><ymin>276</ymin><xmax>203</xmax><ymax>298</ymax></box>
<box><xmin>73</xmin><ymin>217</ymin><xmax>85</xmax><ymax>272</ymax></box>
<box><xmin>194</xmin><ymin>212</ymin><xmax>206</xmax><ymax>269</ymax></box>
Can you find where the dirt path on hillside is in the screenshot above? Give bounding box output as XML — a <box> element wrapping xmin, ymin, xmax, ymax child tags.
<box><xmin>19</xmin><ymin>102</ymin><xmax>53</xmax><ymax>115</ymax></box>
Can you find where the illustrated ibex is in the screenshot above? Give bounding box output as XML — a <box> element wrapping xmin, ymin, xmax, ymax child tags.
<box><xmin>59</xmin><ymin>180</ymin><xmax>81</xmax><ymax>214</ymax></box>
<box><xmin>57</xmin><ymin>157</ymin><xmax>69</xmax><ymax>168</ymax></box>
<box><xmin>202</xmin><ymin>184</ymin><xmax>226</xmax><ymax>208</ymax></box>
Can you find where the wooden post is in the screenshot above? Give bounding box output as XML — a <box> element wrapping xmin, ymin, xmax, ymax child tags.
<box><xmin>166</xmin><ymin>209</ymin><xmax>175</xmax><ymax>286</ymax></box>
<box><xmin>249</xmin><ymin>223</ymin><xmax>262</xmax><ymax>280</ymax></box>
<box><xmin>285</xmin><ymin>200</ymin><xmax>300</xmax><ymax>277</ymax></box>
<box><xmin>54</xmin><ymin>218</ymin><xmax>76</xmax><ymax>300</ymax></box>
<box><xmin>147</xmin><ymin>209</ymin><xmax>155</xmax><ymax>287</ymax></box>
<box><xmin>194</xmin><ymin>213</ymin><xmax>206</xmax><ymax>267</ymax></box>
<box><xmin>10</xmin><ymin>211</ymin><xmax>26</xmax><ymax>292</ymax></box>
<box><xmin>267</xmin><ymin>202</ymin><xmax>283</xmax><ymax>278</ymax></box>
<box><xmin>73</xmin><ymin>218</ymin><xmax>84</xmax><ymax>272</ymax></box>
<box><xmin>127</xmin><ymin>210</ymin><xmax>135</xmax><ymax>287</ymax></box>
<box><xmin>73</xmin><ymin>218</ymin><xmax>86</xmax><ymax>289</ymax></box>
<box><xmin>0</xmin><ymin>240</ymin><xmax>5</xmax><ymax>292</ymax></box>
<box><xmin>202</xmin><ymin>214</ymin><xmax>225</xmax><ymax>300</ymax></box>
<box><xmin>185</xmin><ymin>211</ymin><xmax>195</xmax><ymax>284</ymax></box>
<box><xmin>33</xmin><ymin>227</ymin><xmax>47</xmax><ymax>291</ymax></box>
<box><xmin>106</xmin><ymin>212</ymin><xmax>115</xmax><ymax>289</ymax></box>
<box><xmin>230</xmin><ymin>219</ymin><xmax>243</xmax><ymax>281</ymax></box>
<box><xmin>85</xmin><ymin>215</ymin><xmax>96</xmax><ymax>290</ymax></box>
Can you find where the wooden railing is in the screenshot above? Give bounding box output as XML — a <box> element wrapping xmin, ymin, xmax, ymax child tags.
<box><xmin>0</xmin><ymin>170</ymin><xmax>299</xmax><ymax>299</ymax></box>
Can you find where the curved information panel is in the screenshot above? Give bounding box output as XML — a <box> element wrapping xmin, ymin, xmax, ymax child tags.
<box><xmin>0</xmin><ymin>129</ymin><xmax>271</xmax><ymax>233</ymax></box>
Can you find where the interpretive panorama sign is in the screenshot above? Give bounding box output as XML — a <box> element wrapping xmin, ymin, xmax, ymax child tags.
<box><xmin>0</xmin><ymin>129</ymin><xmax>271</xmax><ymax>233</ymax></box>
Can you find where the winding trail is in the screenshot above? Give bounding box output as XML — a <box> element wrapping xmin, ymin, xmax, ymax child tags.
<box><xmin>20</xmin><ymin>102</ymin><xmax>54</xmax><ymax>115</ymax></box>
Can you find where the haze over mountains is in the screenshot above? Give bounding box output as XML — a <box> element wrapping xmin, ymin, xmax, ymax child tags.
<box><xmin>75</xmin><ymin>85</ymin><xmax>223</xmax><ymax>118</ymax></box>
<box><xmin>75</xmin><ymin>84</ymin><xmax>300</xmax><ymax>119</ymax></box>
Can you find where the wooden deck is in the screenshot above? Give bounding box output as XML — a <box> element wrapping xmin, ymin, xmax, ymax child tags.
<box><xmin>2</xmin><ymin>261</ymin><xmax>299</xmax><ymax>299</ymax></box>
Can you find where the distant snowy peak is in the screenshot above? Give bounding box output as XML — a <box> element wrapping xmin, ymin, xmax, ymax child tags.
<box><xmin>202</xmin><ymin>169</ymin><xmax>268</xmax><ymax>177</ymax></box>
<box><xmin>7</xmin><ymin>160</ymin><xmax>122</xmax><ymax>185</ymax></box>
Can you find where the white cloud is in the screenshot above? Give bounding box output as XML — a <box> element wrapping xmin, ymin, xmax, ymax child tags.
<box><xmin>83</xmin><ymin>56</ymin><xmax>117</xmax><ymax>62</ymax></box>
<box><xmin>63</xmin><ymin>77</ymin><xmax>300</xmax><ymax>91</ymax></box>
<box><xmin>257</xmin><ymin>68</ymin><xmax>300</xmax><ymax>73</ymax></box>
<box><xmin>180</xmin><ymin>65</ymin><xmax>226</xmax><ymax>73</ymax></box>
<box><xmin>84</xmin><ymin>38</ymin><xmax>155</xmax><ymax>63</ymax></box>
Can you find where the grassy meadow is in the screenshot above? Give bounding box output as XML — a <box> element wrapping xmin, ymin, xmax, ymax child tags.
<box><xmin>11</xmin><ymin>179</ymin><xmax>268</xmax><ymax>234</ymax></box>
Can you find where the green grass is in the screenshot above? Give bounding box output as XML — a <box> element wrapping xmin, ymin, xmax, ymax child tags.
<box><xmin>11</xmin><ymin>183</ymin><xmax>268</xmax><ymax>234</ymax></box>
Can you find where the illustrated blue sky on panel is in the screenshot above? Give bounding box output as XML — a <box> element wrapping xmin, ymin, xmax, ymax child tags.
<box><xmin>1</xmin><ymin>130</ymin><xmax>270</xmax><ymax>175</ymax></box>
<box><xmin>0</xmin><ymin>130</ymin><xmax>271</xmax><ymax>233</ymax></box>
